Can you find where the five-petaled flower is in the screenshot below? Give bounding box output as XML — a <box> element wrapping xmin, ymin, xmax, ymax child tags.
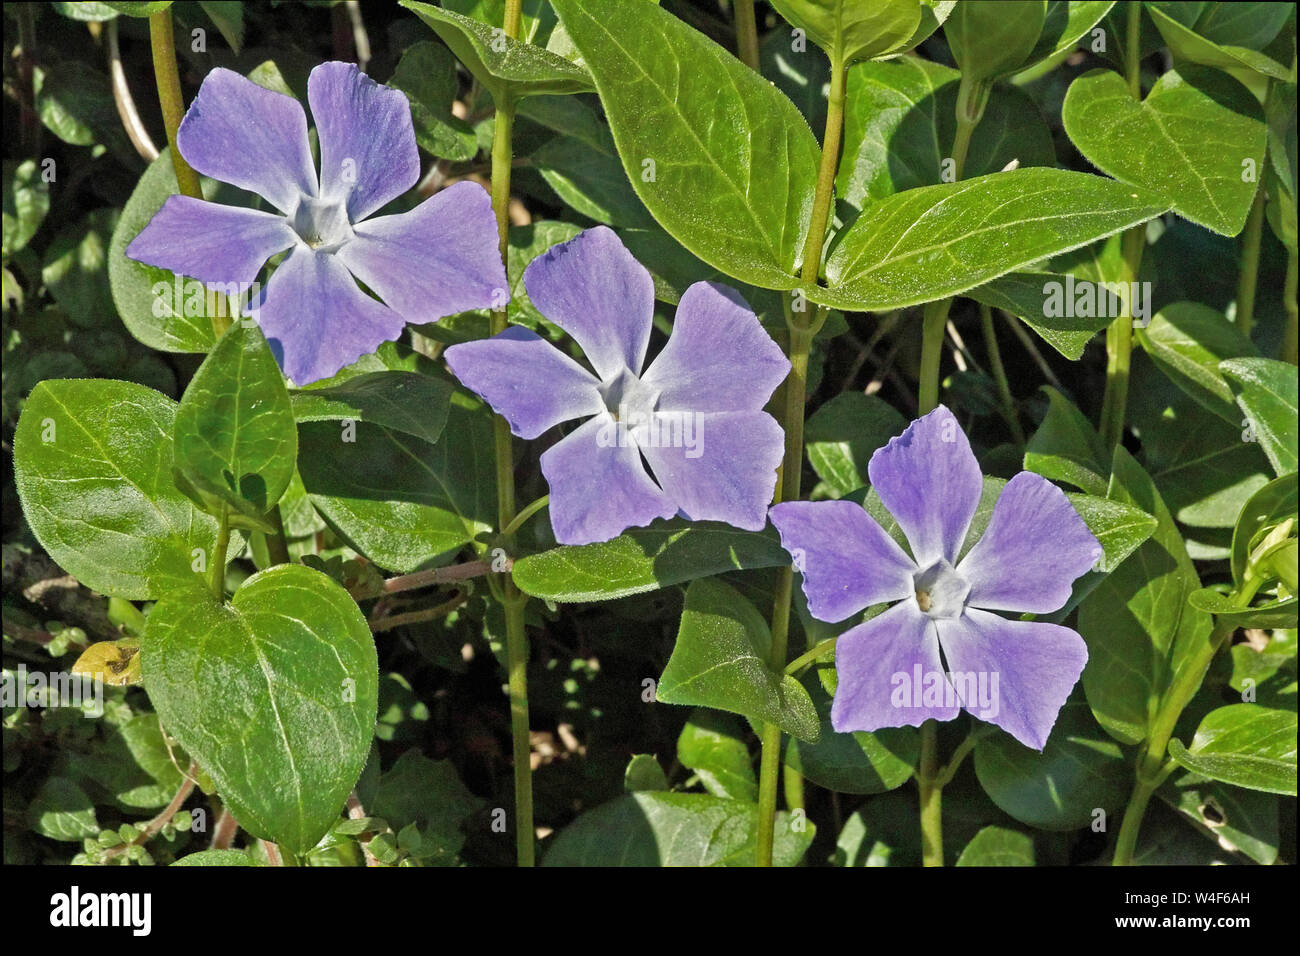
<box><xmin>769</xmin><ymin>405</ymin><xmax>1101</xmax><ymax>750</ymax></box>
<box><xmin>445</xmin><ymin>226</ymin><xmax>790</xmax><ymax>545</ymax></box>
<box><xmin>126</xmin><ymin>61</ymin><xmax>507</xmax><ymax>385</ymax></box>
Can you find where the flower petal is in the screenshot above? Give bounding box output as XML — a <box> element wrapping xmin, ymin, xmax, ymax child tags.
<box><xmin>445</xmin><ymin>327</ymin><xmax>603</xmax><ymax>439</ymax></box>
<box><xmin>935</xmin><ymin>608</ymin><xmax>1087</xmax><ymax>750</ymax></box>
<box><xmin>336</xmin><ymin>181</ymin><xmax>508</xmax><ymax>324</ymax></box>
<box><xmin>125</xmin><ymin>196</ymin><xmax>296</xmax><ymax>285</ymax></box>
<box><xmin>769</xmin><ymin>500</ymin><xmax>916</xmax><ymax>623</ymax></box>
<box><xmin>308</xmin><ymin>61</ymin><xmax>420</xmax><ymax>222</ymax></box>
<box><xmin>177</xmin><ymin>68</ymin><xmax>316</xmax><ymax>215</ymax></box>
<box><xmin>867</xmin><ymin>404</ymin><xmax>983</xmax><ymax>567</ymax></box>
<box><xmin>256</xmin><ymin>248</ymin><xmax>405</xmax><ymax>385</ymax></box>
<box><xmin>636</xmin><ymin>410</ymin><xmax>783</xmax><ymax>531</ymax></box>
<box><xmin>640</xmin><ymin>281</ymin><xmax>790</xmax><ymax>413</ymax></box>
<box><xmin>957</xmin><ymin>472</ymin><xmax>1102</xmax><ymax>614</ymax></box>
<box><xmin>830</xmin><ymin>600</ymin><xmax>960</xmax><ymax>733</ymax></box>
<box><xmin>522</xmin><ymin>226</ymin><xmax>653</xmax><ymax>380</ymax></box>
<box><xmin>540</xmin><ymin>414</ymin><xmax>676</xmax><ymax>545</ymax></box>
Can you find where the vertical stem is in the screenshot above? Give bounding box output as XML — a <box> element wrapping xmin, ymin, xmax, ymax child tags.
<box><xmin>980</xmin><ymin>303</ymin><xmax>1025</xmax><ymax>444</ymax></box>
<box><xmin>489</xmin><ymin>0</ymin><xmax>533</xmax><ymax>868</ymax></box>
<box><xmin>733</xmin><ymin>0</ymin><xmax>761</xmax><ymax>71</ymax></box>
<box><xmin>210</xmin><ymin>508</ymin><xmax>230</xmax><ymax>601</ymax></box>
<box><xmin>264</xmin><ymin>506</ymin><xmax>291</xmax><ymax>567</ymax></box>
<box><xmin>755</xmin><ymin>55</ymin><xmax>846</xmax><ymax>868</ymax></box>
<box><xmin>1235</xmin><ymin>177</ymin><xmax>1266</xmax><ymax>338</ymax></box>
<box><xmin>917</xmin><ymin>721</ymin><xmax>943</xmax><ymax>866</ymax></box>
<box><xmin>1111</xmin><ymin>776</ymin><xmax>1157</xmax><ymax>866</ymax></box>
<box><xmin>1283</xmin><ymin>244</ymin><xmax>1298</xmax><ymax>365</ymax></box>
<box><xmin>918</xmin><ymin>299</ymin><xmax>949</xmax><ymax>415</ymax></box>
<box><xmin>1098</xmin><ymin>226</ymin><xmax>1144</xmax><ymax>449</ymax></box>
<box><xmin>148</xmin><ymin>9</ymin><xmax>202</xmax><ymax>201</ymax></box>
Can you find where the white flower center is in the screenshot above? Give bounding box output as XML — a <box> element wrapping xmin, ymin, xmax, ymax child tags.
<box><xmin>598</xmin><ymin>366</ymin><xmax>660</xmax><ymax>427</ymax></box>
<box><xmin>912</xmin><ymin>559</ymin><xmax>969</xmax><ymax>619</ymax></box>
<box><xmin>290</xmin><ymin>194</ymin><xmax>353</xmax><ymax>252</ymax></box>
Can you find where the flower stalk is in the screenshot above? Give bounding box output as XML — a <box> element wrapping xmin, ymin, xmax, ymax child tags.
<box><xmin>148</xmin><ymin>9</ymin><xmax>203</xmax><ymax>204</ymax></box>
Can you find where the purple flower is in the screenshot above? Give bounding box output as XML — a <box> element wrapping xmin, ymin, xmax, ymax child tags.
<box><xmin>126</xmin><ymin>62</ymin><xmax>507</xmax><ymax>385</ymax></box>
<box><xmin>769</xmin><ymin>406</ymin><xmax>1101</xmax><ymax>750</ymax></box>
<box><xmin>445</xmin><ymin>226</ymin><xmax>790</xmax><ymax>545</ymax></box>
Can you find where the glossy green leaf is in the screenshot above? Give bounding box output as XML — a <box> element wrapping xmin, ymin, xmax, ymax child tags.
<box><xmin>954</xmin><ymin>825</ymin><xmax>1035</xmax><ymax>866</ymax></box>
<box><xmin>542</xmin><ymin>792</ymin><xmax>813</xmax><ymax>866</ymax></box>
<box><xmin>974</xmin><ymin>698</ymin><xmax>1129</xmax><ymax>829</ymax></box>
<box><xmin>966</xmin><ymin>271</ymin><xmax>1116</xmax><ymax>359</ymax></box>
<box><xmin>387</xmin><ymin>41</ymin><xmax>478</xmax><ymax>162</ymax></box>
<box><xmin>815</xmin><ymin>168</ymin><xmax>1167</xmax><ymax>311</ymax></box>
<box><xmin>198</xmin><ymin>0</ymin><xmax>244</xmax><ymax>53</ymax></box>
<box><xmin>676</xmin><ymin>709</ymin><xmax>757</xmax><ymax>802</ymax></box>
<box><xmin>297</xmin><ymin>400</ymin><xmax>495</xmax><ymax>573</ymax></box>
<box><xmin>1167</xmin><ymin>704</ymin><xmax>1297</xmax><ymax>796</ymax></box>
<box><xmin>512</xmin><ymin>521</ymin><xmax>788</xmax><ymax>602</ymax></box>
<box><xmin>1220</xmin><ymin>357</ymin><xmax>1299</xmax><ymax>476</ymax></box>
<box><xmin>1160</xmin><ymin>773</ymin><xmax>1280</xmax><ymax>865</ymax></box>
<box><xmin>945</xmin><ymin>1</ymin><xmax>1047</xmax><ymax>81</ymax></box>
<box><xmin>804</xmin><ymin>392</ymin><xmax>909</xmax><ymax>496</ymax></box>
<box><xmin>657</xmin><ymin>578</ymin><xmax>819</xmax><ymax>743</ymax></box>
<box><xmin>1062</xmin><ymin>66</ymin><xmax>1267</xmax><ymax>236</ymax></box>
<box><xmin>1023</xmin><ymin>1</ymin><xmax>1117</xmax><ymax>66</ymax></box>
<box><xmin>551</xmin><ymin>0</ymin><xmax>821</xmax><ymax>290</ymax></box>
<box><xmin>401</xmin><ymin>1</ymin><xmax>591</xmax><ymax>102</ymax></box>
<box><xmin>531</xmin><ymin>133</ymin><xmax>654</xmax><ymax>228</ymax></box>
<box><xmin>290</xmin><ymin>371</ymin><xmax>454</xmax><ymax>446</ymax></box>
<box><xmin>1146</xmin><ymin>2</ymin><xmax>1294</xmax><ymax>82</ymax></box>
<box><xmin>767</xmin><ymin>0</ymin><xmax>923</xmax><ymax>66</ymax></box>
<box><xmin>1188</xmin><ymin>586</ymin><xmax>1297</xmax><ymax>629</ymax></box>
<box><xmin>1024</xmin><ymin>386</ymin><xmax>1110</xmax><ymax>496</ymax></box>
<box><xmin>173</xmin><ymin>322</ymin><xmax>297</xmax><ymax>528</ymax></box>
<box><xmin>1138</xmin><ymin>302</ymin><xmax>1258</xmax><ymax>424</ymax></box>
<box><xmin>13</xmin><ymin>379</ymin><xmax>217</xmax><ymax>600</ymax></box>
<box><xmin>142</xmin><ymin>564</ymin><xmax>379</xmax><ymax>854</ymax></box>
<box><xmin>624</xmin><ymin>754</ymin><xmax>669</xmax><ymax>792</ymax></box>
<box><xmin>838</xmin><ymin>56</ymin><xmax>1057</xmax><ymax>211</ymax></box>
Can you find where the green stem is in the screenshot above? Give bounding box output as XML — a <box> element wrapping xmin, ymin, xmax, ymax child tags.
<box><xmin>1098</xmin><ymin>225</ymin><xmax>1145</xmax><ymax>450</ymax></box>
<box><xmin>917</xmin><ymin>720</ymin><xmax>943</xmax><ymax>866</ymax></box>
<box><xmin>980</xmin><ymin>303</ymin><xmax>1025</xmax><ymax>444</ymax></box>
<box><xmin>783</xmin><ymin>761</ymin><xmax>806</xmax><ymax>813</ymax></box>
<box><xmin>1235</xmin><ymin>173</ymin><xmax>1266</xmax><ymax>338</ymax></box>
<box><xmin>785</xmin><ymin>637</ymin><xmax>837</xmax><ymax>676</ymax></box>
<box><xmin>503</xmin><ymin>494</ymin><xmax>549</xmax><ymax>539</ymax></box>
<box><xmin>487</xmin><ymin>0</ymin><xmax>533</xmax><ymax>869</ymax></box>
<box><xmin>264</xmin><ymin>505</ymin><xmax>291</xmax><ymax>567</ymax></box>
<box><xmin>148</xmin><ymin>10</ymin><xmax>202</xmax><ymax>201</ymax></box>
<box><xmin>755</xmin><ymin>56</ymin><xmax>846</xmax><ymax>865</ymax></box>
<box><xmin>918</xmin><ymin>299</ymin><xmax>949</xmax><ymax>414</ymax></box>
<box><xmin>1282</xmin><ymin>243</ymin><xmax>1297</xmax><ymax>365</ymax></box>
<box><xmin>733</xmin><ymin>0</ymin><xmax>760</xmax><ymax>71</ymax></box>
<box><xmin>210</xmin><ymin>508</ymin><xmax>230</xmax><ymax>601</ymax></box>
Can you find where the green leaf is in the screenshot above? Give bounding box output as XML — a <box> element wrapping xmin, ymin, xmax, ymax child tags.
<box><xmin>767</xmin><ymin>0</ymin><xmax>925</xmax><ymax>66</ymax></box>
<box><xmin>815</xmin><ymin>168</ymin><xmax>1168</xmax><ymax>310</ymax></box>
<box><xmin>1066</xmin><ymin>491</ymin><xmax>1160</xmax><ymax>574</ymax></box>
<box><xmin>657</xmin><ymin>579</ymin><xmax>818</xmax><ymax>742</ymax></box>
<box><xmin>1138</xmin><ymin>302</ymin><xmax>1258</xmax><ymax>424</ymax></box>
<box><xmin>372</xmin><ymin>750</ymin><xmax>482</xmax><ymax>862</ymax></box>
<box><xmin>1231</xmin><ymin>473</ymin><xmax>1298</xmax><ymax>585</ymax></box>
<box><xmin>387</xmin><ymin>41</ymin><xmax>478</xmax><ymax>162</ymax></box>
<box><xmin>1160</xmin><ymin>773</ymin><xmax>1280</xmax><ymax>865</ymax></box>
<box><xmin>624</xmin><ymin>754</ymin><xmax>669</xmax><ymax>793</ymax></box>
<box><xmin>173</xmin><ymin>322</ymin><xmax>297</xmax><ymax>528</ymax></box>
<box><xmin>954</xmin><ymin>825</ymin><xmax>1035</xmax><ymax>866</ymax></box>
<box><xmin>297</xmin><ymin>401</ymin><xmax>495</xmax><ymax>573</ymax></box>
<box><xmin>1023</xmin><ymin>1</ymin><xmax>1118</xmax><ymax>67</ymax></box>
<box><xmin>1078</xmin><ymin>447</ymin><xmax>1211</xmax><ymax>744</ymax></box>
<box><xmin>290</xmin><ymin>371</ymin><xmax>454</xmax><ymax>446</ymax></box>
<box><xmin>142</xmin><ymin>564</ymin><xmax>379</xmax><ymax>854</ymax></box>
<box><xmin>1188</xmin><ymin>586</ymin><xmax>1297</xmax><ymax>629</ymax></box>
<box><xmin>1146</xmin><ymin>2</ymin><xmax>1294</xmax><ymax>82</ymax></box>
<box><xmin>805</xmin><ymin>392</ymin><xmax>909</xmax><ymax>496</ymax></box>
<box><xmin>974</xmin><ymin>698</ymin><xmax>1129</xmax><ymax>829</ymax></box>
<box><xmin>966</xmin><ymin>271</ymin><xmax>1116</xmax><ymax>359</ymax></box>
<box><xmin>1024</xmin><ymin>386</ymin><xmax>1110</xmax><ymax>496</ymax></box>
<box><xmin>542</xmin><ymin>792</ymin><xmax>813</xmax><ymax>866</ymax></box>
<box><xmin>27</xmin><ymin>778</ymin><xmax>98</xmax><ymax>841</ymax></box>
<box><xmin>1220</xmin><ymin>357</ymin><xmax>1299</xmax><ymax>477</ymax></box>
<box><xmin>531</xmin><ymin>134</ymin><xmax>654</xmax><ymax>228</ymax></box>
<box><xmin>1167</xmin><ymin>704</ymin><xmax>1297</xmax><ymax>796</ymax></box>
<box><xmin>13</xmin><ymin>379</ymin><xmax>218</xmax><ymax>600</ymax></box>
<box><xmin>198</xmin><ymin>0</ymin><xmax>244</xmax><ymax>52</ymax></box>
<box><xmin>108</xmin><ymin>149</ymin><xmax>222</xmax><ymax>353</ymax></box>
<box><xmin>1062</xmin><ymin>66</ymin><xmax>1267</xmax><ymax>236</ymax></box>
<box><xmin>401</xmin><ymin>1</ymin><xmax>592</xmax><ymax>102</ymax></box>
<box><xmin>676</xmin><ymin>709</ymin><xmax>757</xmax><ymax>802</ymax></box>
<box><xmin>512</xmin><ymin>520</ymin><xmax>788</xmax><ymax>602</ymax></box>
<box><xmin>3</xmin><ymin>159</ymin><xmax>51</xmax><ymax>257</ymax></box>
<box><xmin>550</xmin><ymin>0</ymin><xmax>821</xmax><ymax>290</ymax></box>
<box><xmin>104</xmin><ymin>2</ymin><xmax>172</xmax><ymax>15</ymax></box>
<box><xmin>785</xmin><ymin>670</ymin><xmax>918</xmax><ymax>794</ymax></box>
<box><xmin>945</xmin><ymin>1</ymin><xmax>1047</xmax><ymax>81</ymax></box>
<box><xmin>837</xmin><ymin>56</ymin><xmax>1057</xmax><ymax>211</ymax></box>
<box><xmin>173</xmin><ymin>849</ymin><xmax>260</xmax><ymax>866</ymax></box>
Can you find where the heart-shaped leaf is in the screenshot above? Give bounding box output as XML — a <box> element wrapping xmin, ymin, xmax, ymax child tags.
<box><xmin>14</xmin><ymin>379</ymin><xmax>218</xmax><ymax>600</ymax></box>
<box><xmin>1062</xmin><ymin>66</ymin><xmax>1266</xmax><ymax>236</ymax></box>
<box><xmin>1167</xmin><ymin>704</ymin><xmax>1297</xmax><ymax>796</ymax></box>
<box><xmin>550</xmin><ymin>0</ymin><xmax>821</xmax><ymax>290</ymax></box>
<box><xmin>173</xmin><ymin>322</ymin><xmax>298</xmax><ymax>529</ymax></box>
<box><xmin>657</xmin><ymin>578</ymin><xmax>820</xmax><ymax>743</ymax></box>
<box><xmin>142</xmin><ymin>564</ymin><xmax>379</xmax><ymax>854</ymax></box>
<box><xmin>814</xmin><ymin>168</ymin><xmax>1167</xmax><ymax>311</ymax></box>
